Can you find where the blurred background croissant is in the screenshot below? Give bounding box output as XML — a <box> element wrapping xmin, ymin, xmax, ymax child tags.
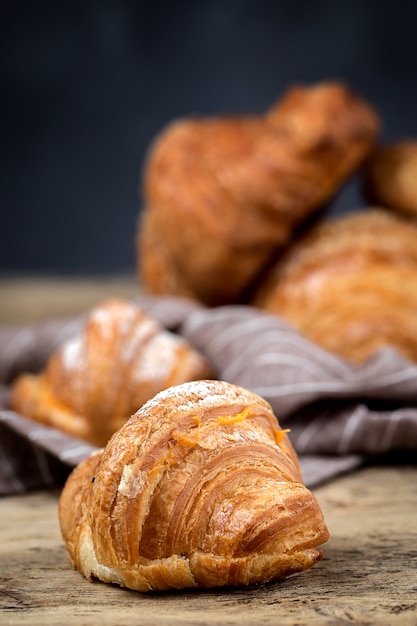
<box><xmin>2</xmin><ymin>1</ymin><xmax>417</xmax><ymax>368</ymax></box>
<box><xmin>2</xmin><ymin>0</ymin><xmax>417</xmax><ymax>277</ymax></box>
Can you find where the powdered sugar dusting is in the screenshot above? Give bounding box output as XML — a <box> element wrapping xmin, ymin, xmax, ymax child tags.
<box><xmin>131</xmin><ymin>331</ymin><xmax>177</xmax><ymax>383</ymax></box>
<box><xmin>197</xmin><ymin>425</ymin><xmax>267</xmax><ymax>449</ymax></box>
<box><xmin>90</xmin><ymin>301</ymin><xmax>162</xmax><ymax>364</ymax></box>
<box><xmin>90</xmin><ymin>305</ymin><xmax>121</xmax><ymax>340</ymax></box>
<box><xmin>60</xmin><ymin>334</ymin><xmax>86</xmax><ymax>371</ymax></box>
<box><xmin>120</xmin><ymin>318</ymin><xmax>159</xmax><ymax>363</ymax></box>
<box><xmin>141</xmin><ymin>380</ymin><xmax>267</xmax><ymax>415</ymax></box>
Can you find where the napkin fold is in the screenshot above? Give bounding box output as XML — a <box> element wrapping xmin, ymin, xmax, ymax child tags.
<box><xmin>1</xmin><ymin>295</ymin><xmax>416</xmax><ymax>495</ymax></box>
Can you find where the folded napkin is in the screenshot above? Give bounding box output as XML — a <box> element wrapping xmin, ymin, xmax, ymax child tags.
<box><xmin>1</xmin><ymin>296</ymin><xmax>416</xmax><ymax>495</ymax></box>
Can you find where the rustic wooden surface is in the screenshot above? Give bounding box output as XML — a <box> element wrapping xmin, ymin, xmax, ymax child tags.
<box><xmin>1</xmin><ymin>466</ymin><xmax>416</xmax><ymax>626</ymax></box>
<box><xmin>0</xmin><ymin>277</ymin><xmax>416</xmax><ymax>625</ymax></box>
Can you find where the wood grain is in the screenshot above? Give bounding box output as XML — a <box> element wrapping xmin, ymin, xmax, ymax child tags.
<box><xmin>1</xmin><ymin>465</ymin><xmax>416</xmax><ymax>625</ymax></box>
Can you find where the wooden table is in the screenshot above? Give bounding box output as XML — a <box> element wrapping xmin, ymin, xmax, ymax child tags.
<box><xmin>1</xmin><ymin>277</ymin><xmax>416</xmax><ymax>625</ymax></box>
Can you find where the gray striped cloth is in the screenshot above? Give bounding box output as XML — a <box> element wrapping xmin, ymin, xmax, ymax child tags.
<box><xmin>1</xmin><ymin>296</ymin><xmax>416</xmax><ymax>495</ymax></box>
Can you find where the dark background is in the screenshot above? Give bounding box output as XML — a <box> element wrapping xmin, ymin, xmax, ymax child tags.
<box><xmin>1</xmin><ymin>0</ymin><xmax>417</xmax><ymax>276</ymax></box>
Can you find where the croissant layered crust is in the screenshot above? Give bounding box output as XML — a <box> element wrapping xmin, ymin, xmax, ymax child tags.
<box><xmin>253</xmin><ymin>209</ymin><xmax>417</xmax><ymax>364</ymax></box>
<box><xmin>59</xmin><ymin>380</ymin><xmax>329</xmax><ymax>591</ymax></box>
<box><xmin>138</xmin><ymin>81</ymin><xmax>380</xmax><ymax>306</ymax></box>
<box><xmin>10</xmin><ymin>299</ymin><xmax>212</xmax><ymax>446</ymax></box>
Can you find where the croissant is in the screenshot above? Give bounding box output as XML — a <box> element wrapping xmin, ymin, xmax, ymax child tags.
<box><xmin>138</xmin><ymin>81</ymin><xmax>380</xmax><ymax>306</ymax></box>
<box><xmin>58</xmin><ymin>379</ymin><xmax>329</xmax><ymax>592</ymax></box>
<box><xmin>252</xmin><ymin>209</ymin><xmax>417</xmax><ymax>364</ymax></box>
<box><xmin>10</xmin><ymin>299</ymin><xmax>213</xmax><ymax>446</ymax></box>
<box><xmin>363</xmin><ymin>140</ymin><xmax>417</xmax><ymax>218</ymax></box>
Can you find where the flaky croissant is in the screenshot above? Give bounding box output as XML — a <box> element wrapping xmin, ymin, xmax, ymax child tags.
<box><xmin>138</xmin><ymin>81</ymin><xmax>380</xmax><ymax>306</ymax></box>
<box><xmin>363</xmin><ymin>140</ymin><xmax>417</xmax><ymax>218</ymax></box>
<box><xmin>253</xmin><ymin>209</ymin><xmax>417</xmax><ymax>364</ymax></box>
<box><xmin>58</xmin><ymin>380</ymin><xmax>329</xmax><ymax>592</ymax></box>
<box><xmin>10</xmin><ymin>299</ymin><xmax>213</xmax><ymax>446</ymax></box>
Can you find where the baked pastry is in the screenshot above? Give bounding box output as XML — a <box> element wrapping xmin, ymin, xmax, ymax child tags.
<box><xmin>10</xmin><ymin>299</ymin><xmax>213</xmax><ymax>446</ymax></box>
<box><xmin>58</xmin><ymin>379</ymin><xmax>329</xmax><ymax>592</ymax></box>
<box><xmin>138</xmin><ymin>81</ymin><xmax>380</xmax><ymax>306</ymax></box>
<box><xmin>363</xmin><ymin>140</ymin><xmax>417</xmax><ymax>218</ymax></box>
<box><xmin>252</xmin><ymin>209</ymin><xmax>417</xmax><ymax>364</ymax></box>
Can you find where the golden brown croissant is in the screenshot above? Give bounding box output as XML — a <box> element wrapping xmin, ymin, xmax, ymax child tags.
<box><xmin>138</xmin><ymin>81</ymin><xmax>380</xmax><ymax>306</ymax></box>
<box><xmin>253</xmin><ymin>209</ymin><xmax>417</xmax><ymax>364</ymax></box>
<box><xmin>363</xmin><ymin>140</ymin><xmax>417</xmax><ymax>218</ymax></box>
<box><xmin>58</xmin><ymin>380</ymin><xmax>329</xmax><ymax>592</ymax></box>
<box><xmin>10</xmin><ymin>299</ymin><xmax>213</xmax><ymax>446</ymax></box>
